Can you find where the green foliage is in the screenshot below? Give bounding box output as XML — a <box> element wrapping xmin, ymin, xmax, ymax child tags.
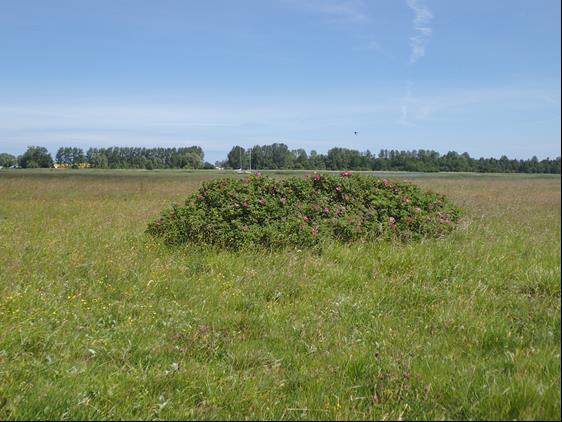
<box><xmin>4</xmin><ymin>143</ymin><xmax>560</xmax><ymax>173</ymax></box>
<box><xmin>148</xmin><ymin>173</ymin><xmax>461</xmax><ymax>248</ymax></box>
<box><xmin>85</xmin><ymin>146</ymin><xmax>204</xmax><ymax>169</ymax></box>
<box><xmin>56</xmin><ymin>147</ymin><xmax>85</xmax><ymax>167</ymax></box>
<box><xmin>221</xmin><ymin>143</ymin><xmax>562</xmax><ymax>174</ymax></box>
<box><xmin>0</xmin><ymin>152</ymin><xmax>16</xmax><ymax>167</ymax></box>
<box><xmin>18</xmin><ymin>146</ymin><xmax>53</xmax><ymax>168</ymax></box>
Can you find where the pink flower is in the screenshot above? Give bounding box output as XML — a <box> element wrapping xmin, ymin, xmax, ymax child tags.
<box><xmin>322</xmin><ymin>207</ymin><xmax>329</xmax><ymax>215</ymax></box>
<box><xmin>314</xmin><ymin>174</ymin><xmax>321</xmax><ymax>181</ymax></box>
<box><xmin>335</xmin><ymin>185</ymin><xmax>342</xmax><ymax>192</ymax></box>
<box><xmin>242</xmin><ymin>201</ymin><xmax>248</xmax><ymax>208</ymax></box>
<box><xmin>383</xmin><ymin>179</ymin><xmax>390</xmax><ymax>187</ymax></box>
<box><xmin>389</xmin><ymin>216</ymin><xmax>396</xmax><ymax>223</ymax></box>
<box><xmin>340</xmin><ymin>171</ymin><xmax>352</xmax><ymax>177</ymax></box>
<box><xmin>303</xmin><ymin>215</ymin><xmax>309</xmax><ymax>222</ymax></box>
<box><xmin>279</xmin><ymin>197</ymin><xmax>286</xmax><ymax>205</ymax></box>
<box><xmin>258</xmin><ymin>198</ymin><xmax>266</xmax><ymax>205</ymax></box>
<box><xmin>415</xmin><ymin>207</ymin><xmax>422</xmax><ymax>213</ymax></box>
<box><xmin>390</xmin><ymin>223</ymin><xmax>397</xmax><ymax>230</ymax></box>
<box><xmin>255</xmin><ymin>171</ymin><xmax>262</xmax><ymax>177</ymax></box>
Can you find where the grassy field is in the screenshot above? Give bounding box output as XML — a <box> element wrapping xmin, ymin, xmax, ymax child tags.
<box><xmin>0</xmin><ymin>169</ymin><xmax>560</xmax><ymax>420</ymax></box>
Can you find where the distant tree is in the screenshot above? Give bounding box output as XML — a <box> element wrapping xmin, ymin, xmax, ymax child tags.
<box><xmin>87</xmin><ymin>150</ymin><xmax>109</xmax><ymax>168</ymax></box>
<box><xmin>56</xmin><ymin>147</ymin><xmax>85</xmax><ymax>167</ymax></box>
<box><xmin>18</xmin><ymin>146</ymin><xmax>53</xmax><ymax>168</ymax></box>
<box><xmin>227</xmin><ymin>146</ymin><xmax>245</xmax><ymax>169</ymax></box>
<box><xmin>0</xmin><ymin>153</ymin><xmax>17</xmax><ymax>167</ymax></box>
<box><xmin>180</xmin><ymin>151</ymin><xmax>203</xmax><ymax>169</ymax></box>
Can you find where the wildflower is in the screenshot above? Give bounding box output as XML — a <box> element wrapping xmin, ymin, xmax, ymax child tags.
<box><xmin>242</xmin><ymin>201</ymin><xmax>248</xmax><ymax>208</ymax></box>
<box><xmin>279</xmin><ymin>197</ymin><xmax>287</xmax><ymax>205</ymax></box>
<box><xmin>415</xmin><ymin>207</ymin><xmax>422</xmax><ymax>213</ymax></box>
<box><xmin>390</xmin><ymin>223</ymin><xmax>397</xmax><ymax>230</ymax></box>
<box><xmin>303</xmin><ymin>215</ymin><xmax>309</xmax><ymax>222</ymax></box>
<box><xmin>227</xmin><ymin>191</ymin><xmax>234</xmax><ymax>197</ymax></box>
<box><xmin>389</xmin><ymin>216</ymin><xmax>396</xmax><ymax>223</ymax></box>
<box><xmin>401</xmin><ymin>196</ymin><xmax>411</xmax><ymax>204</ymax></box>
<box><xmin>233</xmin><ymin>202</ymin><xmax>240</xmax><ymax>208</ymax></box>
<box><xmin>340</xmin><ymin>171</ymin><xmax>352</xmax><ymax>177</ymax></box>
<box><xmin>383</xmin><ymin>179</ymin><xmax>390</xmax><ymax>187</ymax></box>
<box><xmin>255</xmin><ymin>171</ymin><xmax>262</xmax><ymax>177</ymax></box>
<box><xmin>311</xmin><ymin>227</ymin><xmax>318</xmax><ymax>236</ymax></box>
<box><xmin>335</xmin><ymin>185</ymin><xmax>342</xmax><ymax>192</ymax></box>
<box><xmin>323</xmin><ymin>207</ymin><xmax>329</xmax><ymax>215</ymax></box>
<box><xmin>314</xmin><ymin>174</ymin><xmax>321</xmax><ymax>181</ymax></box>
<box><xmin>258</xmin><ymin>198</ymin><xmax>266</xmax><ymax>205</ymax></box>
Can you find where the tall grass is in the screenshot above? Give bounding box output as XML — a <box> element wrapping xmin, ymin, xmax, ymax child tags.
<box><xmin>0</xmin><ymin>169</ymin><xmax>560</xmax><ymax>420</ymax></box>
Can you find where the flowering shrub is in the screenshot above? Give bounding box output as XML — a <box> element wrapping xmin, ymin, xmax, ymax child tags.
<box><xmin>147</xmin><ymin>173</ymin><xmax>462</xmax><ymax>249</ymax></box>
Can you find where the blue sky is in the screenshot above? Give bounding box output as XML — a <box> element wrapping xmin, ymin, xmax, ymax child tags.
<box><xmin>0</xmin><ymin>0</ymin><xmax>560</xmax><ymax>163</ymax></box>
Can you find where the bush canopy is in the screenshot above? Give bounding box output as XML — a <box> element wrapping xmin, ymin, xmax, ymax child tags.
<box><xmin>147</xmin><ymin>173</ymin><xmax>462</xmax><ymax>249</ymax></box>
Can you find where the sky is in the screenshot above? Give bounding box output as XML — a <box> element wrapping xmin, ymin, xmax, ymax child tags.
<box><xmin>0</xmin><ymin>0</ymin><xmax>560</xmax><ymax>163</ymax></box>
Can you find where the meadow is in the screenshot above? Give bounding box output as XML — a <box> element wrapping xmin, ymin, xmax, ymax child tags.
<box><xmin>0</xmin><ymin>169</ymin><xmax>560</xmax><ymax>420</ymax></box>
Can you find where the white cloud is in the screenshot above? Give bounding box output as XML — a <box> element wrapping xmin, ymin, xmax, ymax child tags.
<box><xmin>298</xmin><ymin>0</ymin><xmax>370</xmax><ymax>25</ymax></box>
<box><xmin>406</xmin><ymin>0</ymin><xmax>433</xmax><ymax>64</ymax></box>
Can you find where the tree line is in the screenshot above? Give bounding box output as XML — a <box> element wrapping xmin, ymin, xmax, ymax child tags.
<box><xmin>0</xmin><ymin>144</ymin><xmax>560</xmax><ymax>174</ymax></box>
<box><xmin>0</xmin><ymin>146</ymin><xmax>211</xmax><ymax>169</ymax></box>
<box><xmin>221</xmin><ymin>144</ymin><xmax>561</xmax><ymax>174</ymax></box>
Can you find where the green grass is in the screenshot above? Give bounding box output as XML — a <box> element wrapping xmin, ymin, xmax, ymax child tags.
<box><xmin>0</xmin><ymin>169</ymin><xmax>560</xmax><ymax>420</ymax></box>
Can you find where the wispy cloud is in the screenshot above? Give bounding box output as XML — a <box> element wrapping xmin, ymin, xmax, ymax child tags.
<box><xmin>299</xmin><ymin>0</ymin><xmax>370</xmax><ymax>25</ymax></box>
<box><xmin>397</xmin><ymin>104</ymin><xmax>416</xmax><ymax>126</ymax></box>
<box><xmin>406</xmin><ymin>0</ymin><xmax>433</xmax><ymax>63</ymax></box>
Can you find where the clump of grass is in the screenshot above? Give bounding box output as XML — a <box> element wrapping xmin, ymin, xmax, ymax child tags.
<box><xmin>147</xmin><ymin>172</ymin><xmax>462</xmax><ymax>248</ymax></box>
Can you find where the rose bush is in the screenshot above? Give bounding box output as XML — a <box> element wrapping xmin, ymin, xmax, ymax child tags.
<box><xmin>147</xmin><ymin>173</ymin><xmax>462</xmax><ymax>249</ymax></box>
